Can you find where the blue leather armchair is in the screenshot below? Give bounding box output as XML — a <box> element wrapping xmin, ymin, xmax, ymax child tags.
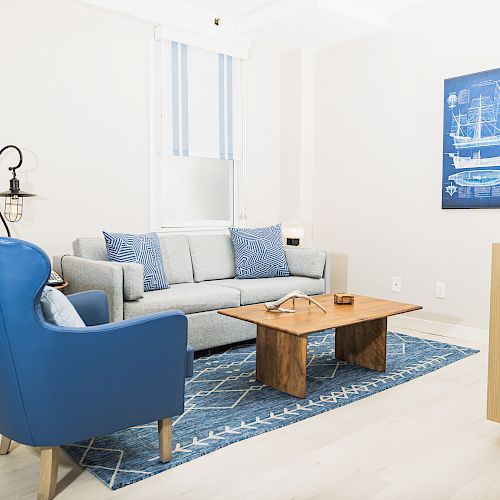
<box><xmin>0</xmin><ymin>237</ymin><xmax>193</xmax><ymax>500</ymax></box>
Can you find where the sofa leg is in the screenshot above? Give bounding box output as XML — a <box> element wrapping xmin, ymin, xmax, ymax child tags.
<box><xmin>0</xmin><ymin>436</ymin><xmax>11</xmax><ymax>455</ymax></box>
<box><xmin>38</xmin><ymin>446</ymin><xmax>59</xmax><ymax>500</ymax></box>
<box><xmin>158</xmin><ymin>418</ymin><xmax>172</xmax><ymax>463</ymax></box>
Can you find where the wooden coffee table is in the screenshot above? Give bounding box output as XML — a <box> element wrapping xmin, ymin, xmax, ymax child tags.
<box><xmin>218</xmin><ymin>294</ymin><xmax>422</xmax><ymax>398</ymax></box>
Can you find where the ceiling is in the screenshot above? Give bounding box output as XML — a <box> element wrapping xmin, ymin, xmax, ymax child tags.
<box><xmin>74</xmin><ymin>0</ymin><xmax>427</xmax><ymax>50</ymax></box>
<box><xmin>180</xmin><ymin>0</ymin><xmax>425</xmax><ymax>19</ymax></box>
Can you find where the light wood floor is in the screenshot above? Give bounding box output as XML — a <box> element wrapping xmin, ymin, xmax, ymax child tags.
<box><xmin>1</xmin><ymin>329</ymin><xmax>499</xmax><ymax>500</ymax></box>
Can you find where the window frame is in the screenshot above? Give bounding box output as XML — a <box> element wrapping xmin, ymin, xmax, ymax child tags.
<box><xmin>149</xmin><ymin>38</ymin><xmax>247</xmax><ymax>234</ymax></box>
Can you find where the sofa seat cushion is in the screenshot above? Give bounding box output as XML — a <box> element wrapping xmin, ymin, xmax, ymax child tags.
<box><xmin>204</xmin><ymin>276</ymin><xmax>325</xmax><ymax>306</ymax></box>
<box><xmin>124</xmin><ymin>282</ymin><xmax>241</xmax><ymax>318</ymax></box>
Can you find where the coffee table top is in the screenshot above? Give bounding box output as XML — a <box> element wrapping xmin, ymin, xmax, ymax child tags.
<box><xmin>218</xmin><ymin>294</ymin><xmax>422</xmax><ymax>336</ymax></box>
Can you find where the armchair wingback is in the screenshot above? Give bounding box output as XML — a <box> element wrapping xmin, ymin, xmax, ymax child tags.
<box><xmin>0</xmin><ymin>237</ymin><xmax>190</xmax><ymax>499</ymax></box>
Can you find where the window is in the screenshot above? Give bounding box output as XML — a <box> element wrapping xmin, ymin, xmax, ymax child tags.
<box><xmin>160</xmin><ymin>156</ymin><xmax>235</xmax><ymax>228</ymax></box>
<box><xmin>150</xmin><ymin>35</ymin><xmax>246</xmax><ymax>232</ymax></box>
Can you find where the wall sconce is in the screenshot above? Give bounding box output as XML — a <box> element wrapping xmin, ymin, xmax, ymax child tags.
<box><xmin>282</xmin><ymin>220</ymin><xmax>305</xmax><ymax>246</ymax></box>
<box><xmin>0</xmin><ymin>145</ymin><xmax>36</xmax><ymax>237</ymax></box>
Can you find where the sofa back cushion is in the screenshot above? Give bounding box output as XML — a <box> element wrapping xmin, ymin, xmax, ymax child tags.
<box><xmin>158</xmin><ymin>234</ymin><xmax>194</xmax><ymax>284</ymax></box>
<box><xmin>188</xmin><ymin>234</ymin><xmax>236</xmax><ymax>282</ymax></box>
<box><xmin>285</xmin><ymin>247</ymin><xmax>326</xmax><ymax>279</ymax></box>
<box><xmin>73</xmin><ymin>237</ymin><xmax>109</xmax><ymax>261</ymax></box>
<box><xmin>73</xmin><ymin>234</ymin><xmax>194</xmax><ymax>285</ymax></box>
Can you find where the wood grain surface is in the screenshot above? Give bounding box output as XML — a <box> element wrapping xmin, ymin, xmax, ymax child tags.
<box><xmin>219</xmin><ymin>294</ymin><xmax>421</xmax><ymax>336</ymax></box>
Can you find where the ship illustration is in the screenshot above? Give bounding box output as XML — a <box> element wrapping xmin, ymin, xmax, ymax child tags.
<box><xmin>448</xmin><ymin>169</ymin><xmax>500</xmax><ymax>187</ymax></box>
<box><xmin>447</xmin><ymin>150</ymin><xmax>500</xmax><ymax>168</ymax></box>
<box><xmin>450</xmin><ymin>81</ymin><xmax>500</xmax><ymax>149</ymax></box>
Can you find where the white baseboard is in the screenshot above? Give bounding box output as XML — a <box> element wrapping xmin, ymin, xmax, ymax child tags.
<box><xmin>387</xmin><ymin>315</ymin><xmax>488</xmax><ymax>344</ymax></box>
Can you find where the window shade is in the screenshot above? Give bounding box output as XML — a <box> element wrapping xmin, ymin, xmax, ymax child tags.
<box><xmin>163</xmin><ymin>41</ymin><xmax>242</xmax><ymax>160</ymax></box>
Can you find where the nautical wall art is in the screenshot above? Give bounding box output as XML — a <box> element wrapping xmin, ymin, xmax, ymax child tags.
<box><xmin>442</xmin><ymin>68</ymin><xmax>500</xmax><ymax>209</ymax></box>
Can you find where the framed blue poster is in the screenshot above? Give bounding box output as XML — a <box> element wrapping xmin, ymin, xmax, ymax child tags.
<box><xmin>442</xmin><ymin>68</ymin><xmax>500</xmax><ymax>208</ymax></box>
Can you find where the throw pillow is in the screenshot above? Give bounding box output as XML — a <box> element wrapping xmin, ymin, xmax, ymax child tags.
<box><xmin>228</xmin><ymin>224</ymin><xmax>290</xmax><ymax>279</ymax></box>
<box><xmin>40</xmin><ymin>286</ymin><xmax>86</xmax><ymax>328</ymax></box>
<box><xmin>103</xmin><ymin>231</ymin><xmax>169</xmax><ymax>292</ymax></box>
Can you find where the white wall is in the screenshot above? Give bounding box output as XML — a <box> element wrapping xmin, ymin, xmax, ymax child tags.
<box><xmin>0</xmin><ymin>0</ymin><xmax>151</xmax><ymax>258</ymax></box>
<box><xmin>279</xmin><ymin>49</ymin><xmax>301</xmax><ymax>225</ymax></box>
<box><xmin>245</xmin><ymin>41</ymin><xmax>282</xmax><ymax>227</ymax></box>
<box><xmin>0</xmin><ymin>0</ymin><xmax>282</xmax><ymax>258</ymax></box>
<box><xmin>314</xmin><ymin>0</ymin><xmax>500</xmax><ymax>335</ymax></box>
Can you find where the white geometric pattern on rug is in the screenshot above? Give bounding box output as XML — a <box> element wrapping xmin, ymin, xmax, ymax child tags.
<box><xmin>63</xmin><ymin>331</ymin><xmax>478</xmax><ymax>490</ymax></box>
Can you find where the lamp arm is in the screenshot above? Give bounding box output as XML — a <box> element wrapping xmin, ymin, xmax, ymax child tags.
<box><xmin>0</xmin><ymin>145</ymin><xmax>23</xmax><ymax>176</ymax></box>
<box><xmin>0</xmin><ymin>210</ymin><xmax>11</xmax><ymax>237</ymax></box>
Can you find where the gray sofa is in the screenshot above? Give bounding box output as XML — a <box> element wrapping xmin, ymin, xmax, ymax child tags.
<box><xmin>54</xmin><ymin>234</ymin><xmax>330</xmax><ymax>351</ymax></box>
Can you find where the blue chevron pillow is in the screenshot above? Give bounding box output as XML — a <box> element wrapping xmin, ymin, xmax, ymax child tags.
<box><xmin>229</xmin><ymin>224</ymin><xmax>290</xmax><ymax>279</ymax></box>
<box><xmin>103</xmin><ymin>232</ymin><xmax>169</xmax><ymax>292</ymax></box>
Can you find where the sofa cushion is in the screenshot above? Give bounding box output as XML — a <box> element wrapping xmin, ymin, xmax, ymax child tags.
<box><xmin>73</xmin><ymin>237</ymin><xmax>108</xmax><ymax>261</ymax></box>
<box><xmin>123</xmin><ymin>282</ymin><xmax>240</xmax><ymax>318</ymax></box>
<box><xmin>204</xmin><ymin>276</ymin><xmax>325</xmax><ymax>305</ymax></box>
<box><xmin>103</xmin><ymin>232</ymin><xmax>169</xmax><ymax>292</ymax></box>
<box><xmin>158</xmin><ymin>235</ymin><xmax>194</xmax><ymax>284</ymax></box>
<box><xmin>229</xmin><ymin>224</ymin><xmax>290</xmax><ymax>279</ymax></box>
<box><xmin>189</xmin><ymin>234</ymin><xmax>236</xmax><ymax>282</ymax></box>
<box><xmin>285</xmin><ymin>247</ymin><xmax>327</xmax><ymax>279</ymax></box>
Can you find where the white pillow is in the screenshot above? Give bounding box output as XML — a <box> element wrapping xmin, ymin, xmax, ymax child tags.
<box><xmin>40</xmin><ymin>286</ymin><xmax>86</xmax><ymax>328</ymax></box>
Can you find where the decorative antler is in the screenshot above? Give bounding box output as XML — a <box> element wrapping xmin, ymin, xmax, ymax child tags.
<box><xmin>265</xmin><ymin>290</ymin><xmax>327</xmax><ymax>313</ymax></box>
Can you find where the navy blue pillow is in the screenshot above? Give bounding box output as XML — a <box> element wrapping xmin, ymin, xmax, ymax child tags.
<box><xmin>103</xmin><ymin>232</ymin><xmax>169</xmax><ymax>292</ymax></box>
<box><xmin>229</xmin><ymin>224</ymin><xmax>290</xmax><ymax>279</ymax></box>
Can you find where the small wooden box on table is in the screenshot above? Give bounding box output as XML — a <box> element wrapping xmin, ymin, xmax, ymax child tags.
<box><xmin>219</xmin><ymin>294</ymin><xmax>421</xmax><ymax>398</ymax></box>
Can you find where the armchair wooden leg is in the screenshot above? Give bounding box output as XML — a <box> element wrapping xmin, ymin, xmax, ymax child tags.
<box><xmin>38</xmin><ymin>446</ymin><xmax>59</xmax><ymax>500</ymax></box>
<box><xmin>0</xmin><ymin>436</ymin><xmax>11</xmax><ymax>455</ymax></box>
<box><xmin>158</xmin><ymin>418</ymin><xmax>172</xmax><ymax>463</ymax></box>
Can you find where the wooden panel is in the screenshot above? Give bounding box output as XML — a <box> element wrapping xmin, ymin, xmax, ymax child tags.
<box><xmin>0</xmin><ymin>436</ymin><xmax>11</xmax><ymax>455</ymax></box>
<box><xmin>488</xmin><ymin>243</ymin><xmax>500</xmax><ymax>422</ymax></box>
<box><xmin>256</xmin><ymin>325</ymin><xmax>308</xmax><ymax>398</ymax></box>
<box><xmin>38</xmin><ymin>446</ymin><xmax>59</xmax><ymax>500</ymax></box>
<box><xmin>335</xmin><ymin>318</ymin><xmax>387</xmax><ymax>372</ymax></box>
<box><xmin>158</xmin><ymin>418</ymin><xmax>172</xmax><ymax>463</ymax></box>
<box><xmin>219</xmin><ymin>295</ymin><xmax>421</xmax><ymax>336</ymax></box>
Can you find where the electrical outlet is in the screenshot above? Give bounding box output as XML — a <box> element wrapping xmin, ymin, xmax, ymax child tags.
<box><xmin>436</xmin><ymin>282</ymin><xmax>446</xmax><ymax>299</ymax></box>
<box><xmin>391</xmin><ymin>276</ymin><xmax>402</xmax><ymax>293</ymax></box>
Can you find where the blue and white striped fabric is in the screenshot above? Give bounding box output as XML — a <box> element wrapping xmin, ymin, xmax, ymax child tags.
<box><xmin>103</xmin><ymin>232</ymin><xmax>169</xmax><ymax>292</ymax></box>
<box><xmin>229</xmin><ymin>224</ymin><xmax>290</xmax><ymax>279</ymax></box>
<box><xmin>166</xmin><ymin>41</ymin><xmax>242</xmax><ymax>160</ymax></box>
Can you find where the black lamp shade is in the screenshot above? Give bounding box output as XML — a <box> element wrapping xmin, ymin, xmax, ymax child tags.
<box><xmin>0</xmin><ymin>145</ymin><xmax>37</xmax><ymax>227</ymax></box>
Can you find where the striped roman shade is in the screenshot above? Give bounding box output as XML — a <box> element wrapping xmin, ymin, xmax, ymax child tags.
<box><xmin>163</xmin><ymin>41</ymin><xmax>242</xmax><ymax>160</ymax></box>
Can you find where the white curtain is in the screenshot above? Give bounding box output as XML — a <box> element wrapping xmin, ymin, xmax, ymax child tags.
<box><xmin>163</xmin><ymin>41</ymin><xmax>242</xmax><ymax>160</ymax></box>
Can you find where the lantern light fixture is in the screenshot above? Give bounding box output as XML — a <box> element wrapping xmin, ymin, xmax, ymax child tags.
<box><xmin>0</xmin><ymin>145</ymin><xmax>36</xmax><ymax>237</ymax></box>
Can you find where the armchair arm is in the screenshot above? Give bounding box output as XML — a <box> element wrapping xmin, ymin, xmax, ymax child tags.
<box><xmin>54</xmin><ymin>256</ymin><xmax>125</xmax><ymax>321</ymax></box>
<box><xmin>66</xmin><ymin>290</ymin><xmax>109</xmax><ymax>326</ymax></box>
<box><xmin>21</xmin><ymin>311</ymin><xmax>189</xmax><ymax>445</ymax></box>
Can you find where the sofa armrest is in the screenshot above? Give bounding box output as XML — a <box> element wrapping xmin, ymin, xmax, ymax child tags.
<box><xmin>324</xmin><ymin>252</ymin><xmax>331</xmax><ymax>294</ymax></box>
<box><xmin>54</xmin><ymin>255</ymin><xmax>125</xmax><ymax>322</ymax></box>
<box><xmin>120</xmin><ymin>262</ymin><xmax>144</xmax><ymax>301</ymax></box>
<box><xmin>285</xmin><ymin>246</ymin><xmax>327</xmax><ymax>279</ymax></box>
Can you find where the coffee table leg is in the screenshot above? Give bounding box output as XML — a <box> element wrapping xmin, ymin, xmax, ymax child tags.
<box><xmin>256</xmin><ymin>325</ymin><xmax>308</xmax><ymax>398</ymax></box>
<box><xmin>335</xmin><ymin>317</ymin><xmax>387</xmax><ymax>372</ymax></box>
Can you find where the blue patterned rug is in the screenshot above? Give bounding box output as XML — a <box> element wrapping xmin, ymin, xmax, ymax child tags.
<box><xmin>63</xmin><ymin>331</ymin><xmax>478</xmax><ymax>490</ymax></box>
